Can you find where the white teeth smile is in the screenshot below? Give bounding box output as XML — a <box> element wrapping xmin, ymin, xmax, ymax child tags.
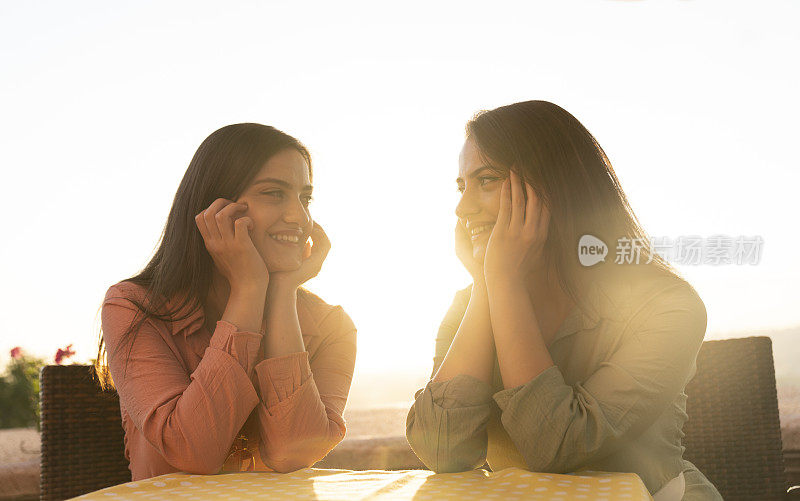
<box><xmin>270</xmin><ymin>234</ymin><xmax>301</xmax><ymax>243</ymax></box>
<box><xmin>469</xmin><ymin>224</ymin><xmax>494</xmax><ymax>237</ymax></box>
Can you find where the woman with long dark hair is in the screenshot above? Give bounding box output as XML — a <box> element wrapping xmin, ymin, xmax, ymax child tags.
<box><xmin>406</xmin><ymin>101</ymin><xmax>722</xmax><ymax>500</ymax></box>
<box><xmin>96</xmin><ymin>123</ymin><xmax>356</xmax><ymax>480</ymax></box>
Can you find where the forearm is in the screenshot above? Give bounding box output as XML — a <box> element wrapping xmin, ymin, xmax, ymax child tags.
<box><xmin>487</xmin><ymin>279</ymin><xmax>554</xmax><ymax>389</ymax></box>
<box><xmin>221</xmin><ymin>283</ymin><xmax>267</xmax><ymax>334</ymax></box>
<box><xmin>263</xmin><ymin>282</ymin><xmax>305</xmax><ymax>358</ymax></box>
<box><xmin>432</xmin><ymin>283</ymin><xmax>495</xmax><ymax>385</ymax></box>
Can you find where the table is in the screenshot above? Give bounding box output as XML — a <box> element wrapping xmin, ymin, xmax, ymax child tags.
<box><xmin>73</xmin><ymin>467</ymin><xmax>653</xmax><ymax>500</ymax></box>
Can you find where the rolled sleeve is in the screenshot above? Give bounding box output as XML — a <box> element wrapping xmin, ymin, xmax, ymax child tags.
<box><xmin>493</xmin><ymin>364</ymin><xmax>564</xmax><ymax>411</ymax></box>
<box><xmin>427</xmin><ymin>373</ymin><xmax>493</xmax><ymax>407</ymax></box>
<box><xmin>493</xmin><ymin>282</ymin><xmax>707</xmax><ymax>474</ymax></box>
<box><xmin>252</xmin><ymin>351</ymin><xmax>311</xmax><ymax>410</ymax></box>
<box><xmin>208</xmin><ymin>320</ymin><xmax>263</xmax><ymax>377</ymax></box>
<box><xmin>406</xmin><ymin>374</ymin><xmax>494</xmax><ymax>473</ymax></box>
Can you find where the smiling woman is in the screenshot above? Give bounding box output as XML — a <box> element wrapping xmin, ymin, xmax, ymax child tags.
<box><xmin>94</xmin><ymin>123</ymin><xmax>357</xmax><ymax>480</ymax></box>
<box><xmin>406</xmin><ymin>101</ymin><xmax>723</xmax><ymax>500</ymax></box>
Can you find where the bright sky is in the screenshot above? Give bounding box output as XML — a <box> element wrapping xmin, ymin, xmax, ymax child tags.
<box><xmin>1</xmin><ymin>1</ymin><xmax>798</xmax><ymax>377</ymax></box>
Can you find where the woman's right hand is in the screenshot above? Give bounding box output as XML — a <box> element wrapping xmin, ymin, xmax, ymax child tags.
<box><xmin>195</xmin><ymin>198</ymin><xmax>269</xmax><ymax>291</ymax></box>
<box><xmin>455</xmin><ymin>220</ymin><xmax>484</xmax><ymax>285</ymax></box>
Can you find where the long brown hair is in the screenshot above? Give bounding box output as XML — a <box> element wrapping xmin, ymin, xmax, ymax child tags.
<box><xmin>94</xmin><ymin>123</ymin><xmax>312</xmax><ymax>390</ymax></box>
<box><xmin>466</xmin><ymin>100</ymin><xmax>682</xmax><ymax>314</ymax></box>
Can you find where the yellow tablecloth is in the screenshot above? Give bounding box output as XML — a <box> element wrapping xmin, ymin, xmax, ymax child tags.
<box><xmin>73</xmin><ymin>467</ymin><xmax>653</xmax><ymax>500</ymax></box>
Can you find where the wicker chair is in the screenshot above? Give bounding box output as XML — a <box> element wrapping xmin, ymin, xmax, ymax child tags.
<box><xmin>39</xmin><ymin>365</ymin><xmax>130</xmax><ymax>500</ymax></box>
<box><xmin>39</xmin><ymin>337</ymin><xmax>799</xmax><ymax>499</ymax></box>
<box><xmin>683</xmin><ymin>336</ymin><xmax>799</xmax><ymax>500</ymax></box>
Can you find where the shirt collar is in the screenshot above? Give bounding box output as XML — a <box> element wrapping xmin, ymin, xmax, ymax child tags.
<box><xmin>165</xmin><ymin>292</ymin><xmax>206</xmax><ymax>338</ymax></box>
<box><xmin>549</xmin><ymin>280</ymin><xmax>605</xmax><ymax>345</ymax></box>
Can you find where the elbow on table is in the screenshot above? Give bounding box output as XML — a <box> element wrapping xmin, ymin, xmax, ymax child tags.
<box><xmin>516</xmin><ymin>443</ymin><xmax>586</xmax><ymax>475</ymax></box>
<box><xmin>163</xmin><ymin>450</ymin><xmax>226</xmax><ymax>476</ymax></box>
<box><xmin>145</xmin><ymin>432</ymin><xmax>227</xmax><ymax>475</ymax></box>
<box><xmin>407</xmin><ymin>437</ymin><xmax>484</xmax><ymax>474</ymax></box>
<box><xmin>421</xmin><ymin>453</ymin><xmax>485</xmax><ymax>474</ymax></box>
<box><xmin>430</xmin><ymin>459</ymin><xmax>486</xmax><ymax>473</ymax></box>
<box><xmin>407</xmin><ymin>425</ymin><xmax>486</xmax><ymax>473</ymax></box>
<box><xmin>260</xmin><ymin>433</ymin><xmax>341</xmax><ymax>473</ymax></box>
<box><xmin>265</xmin><ymin>455</ymin><xmax>316</xmax><ymax>474</ymax></box>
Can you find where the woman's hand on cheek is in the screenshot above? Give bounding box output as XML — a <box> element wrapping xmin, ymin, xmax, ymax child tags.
<box><xmin>195</xmin><ymin>198</ymin><xmax>269</xmax><ymax>291</ymax></box>
<box><xmin>484</xmin><ymin>170</ymin><xmax>549</xmax><ymax>287</ymax></box>
<box><xmin>268</xmin><ymin>222</ymin><xmax>330</xmax><ymax>292</ymax></box>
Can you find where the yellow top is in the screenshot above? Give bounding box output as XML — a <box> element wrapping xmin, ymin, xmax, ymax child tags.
<box><xmin>407</xmin><ymin>268</ymin><xmax>723</xmax><ymax>500</ymax></box>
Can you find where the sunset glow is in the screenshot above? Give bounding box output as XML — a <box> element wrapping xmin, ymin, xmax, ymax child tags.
<box><xmin>1</xmin><ymin>1</ymin><xmax>798</xmax><ymax>402</ymax></box>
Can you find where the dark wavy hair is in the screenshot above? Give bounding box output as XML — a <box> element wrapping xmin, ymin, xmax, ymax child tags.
<box><xmin>93</xmin><ymin>123</ymin><xmax>312</xmax><ymax>390</ymax></box>
<box><xmin>466</xmin><ymin>100</ymin><xmax>681</xmax><ymax>314</ymax></box>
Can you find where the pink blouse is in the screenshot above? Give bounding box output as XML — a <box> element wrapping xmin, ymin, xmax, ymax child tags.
<box><xmin>100</xmin><ymin>281</ymin><xmax>357</xmax><ymax>480</ymax></box>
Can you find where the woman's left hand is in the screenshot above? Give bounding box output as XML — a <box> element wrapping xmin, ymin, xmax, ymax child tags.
<box><xmin>269</xmin><ymin>222</ymin><xmax>331</xmax><ymax>291</ymax></box>
<box><xmin>484</xmin><ymin>170</ymin><xmax>550</xmax><ymax>286</ymax></box>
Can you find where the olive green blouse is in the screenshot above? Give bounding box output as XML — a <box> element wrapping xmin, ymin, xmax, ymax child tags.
<box><xmin>406</xmin><ymin>270</ymin><xmax>723</xmax><ymax>500</ymax></box>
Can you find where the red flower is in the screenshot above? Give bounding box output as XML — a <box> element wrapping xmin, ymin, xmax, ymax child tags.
<box><xmin>54</xmin><ymin>344</ymin><xmax>76</xmax><ymax>365</ymax></box>
<box><xmin>10</xmin><ymin>347</ymin><xmax>22</xmax><ymax>359</ymax></box>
